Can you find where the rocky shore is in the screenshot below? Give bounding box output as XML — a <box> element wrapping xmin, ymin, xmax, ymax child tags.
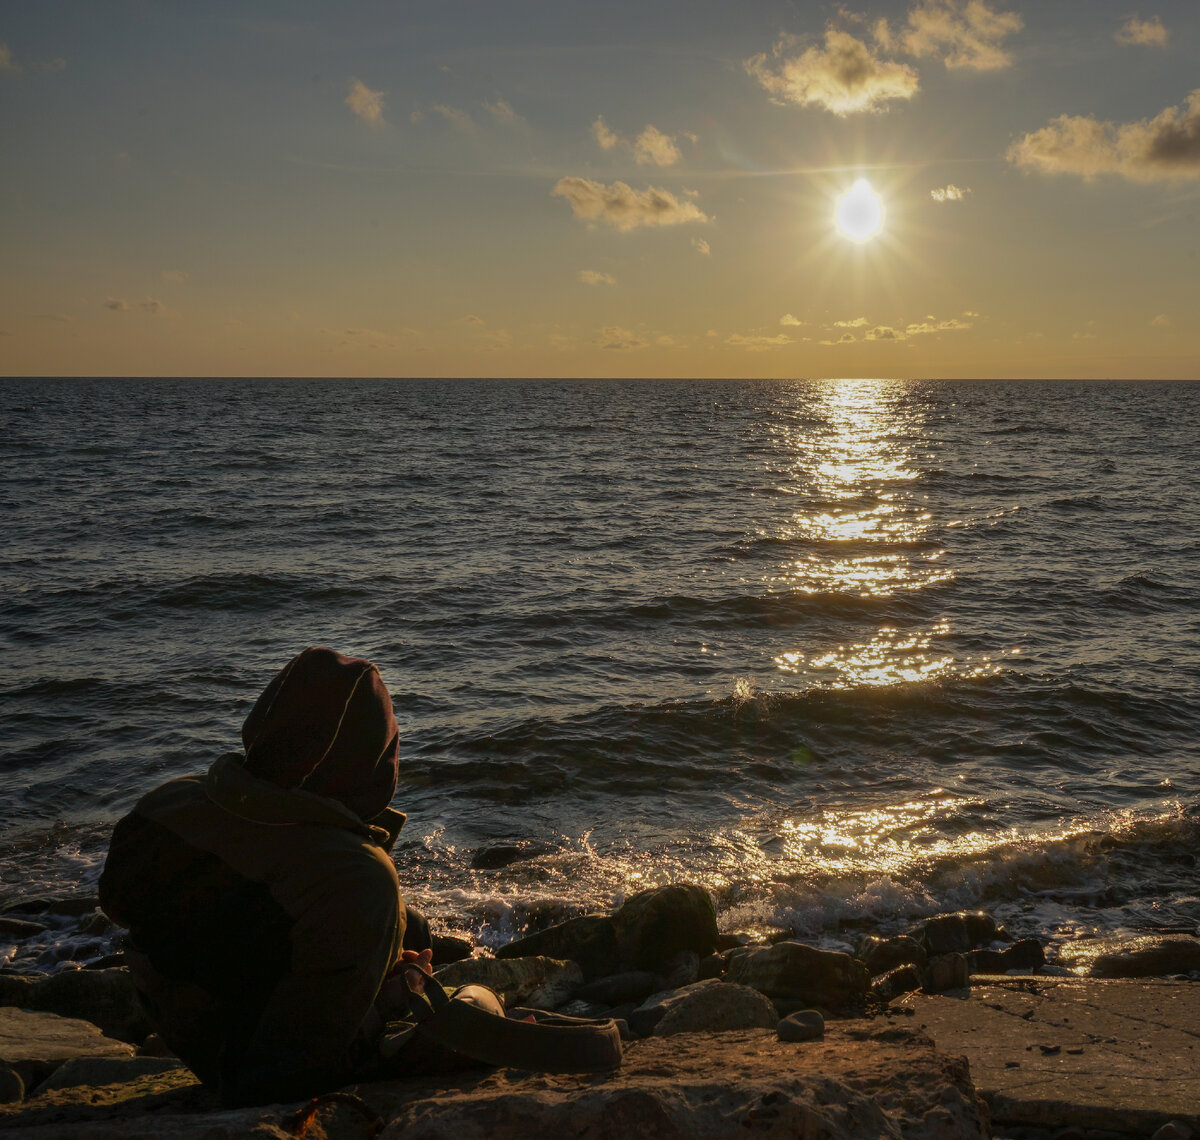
<box><xmin>2</xmin><ymin>884</ymin><xmax>1199</xmax><ymax>1138</ymax></box>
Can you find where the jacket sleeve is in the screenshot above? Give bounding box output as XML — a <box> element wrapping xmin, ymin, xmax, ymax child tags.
<box><xmin>218</xmin><ymin>842</ymin><xmax>405</xmax><ymax>1108</ymax></box>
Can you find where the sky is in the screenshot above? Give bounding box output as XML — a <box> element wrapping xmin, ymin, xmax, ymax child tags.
<box><xmin>1</xmin><ymin>0</ymin><xmax>1198</xmax><ymax>379</ymax></box>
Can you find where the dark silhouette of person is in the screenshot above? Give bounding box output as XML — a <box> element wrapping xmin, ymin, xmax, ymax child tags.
<box><xmin>100</xmin><ymin>647</ymin><xmax>431</xmax><ymax>1106</ymax></box>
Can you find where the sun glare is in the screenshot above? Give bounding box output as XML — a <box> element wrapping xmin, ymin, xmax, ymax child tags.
<box><xmin>834</xmin><ymin>179</ymin><xmax>885</xmax><ymax>244</ymax></box>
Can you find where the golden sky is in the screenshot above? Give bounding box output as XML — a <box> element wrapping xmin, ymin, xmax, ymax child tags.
<box><xmin>2</xmin><ymin>1</ymin><xmax>1198</xmax><ymax>379</ymax></box>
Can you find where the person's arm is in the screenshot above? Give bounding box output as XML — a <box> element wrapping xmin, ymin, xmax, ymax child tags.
<box><xmin>218</xmin><ymin>844</ymin><xmax>404</xmax><ymax>1108</ymax></box>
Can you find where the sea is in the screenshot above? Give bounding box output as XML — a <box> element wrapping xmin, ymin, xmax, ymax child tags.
<box><xmin>2</xmin><ymin>377</ymin><xmax>1198</xmax><ymax>974</ymax></box>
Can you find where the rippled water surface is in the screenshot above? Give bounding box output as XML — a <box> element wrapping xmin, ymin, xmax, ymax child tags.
<box><xmin>2</xmin><ymin>378</ymin><xmax>1198</xmax><ymax>966</ymax></box>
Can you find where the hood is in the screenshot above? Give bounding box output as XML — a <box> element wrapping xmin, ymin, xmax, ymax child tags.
<box><xmin>240</xmin><ymin>646</ymin><xmax>400</xmax><ymax>823</ymax></box>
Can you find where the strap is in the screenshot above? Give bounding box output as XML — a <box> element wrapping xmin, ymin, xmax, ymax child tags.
<box><xmin>381</xmin><ymin>974</ymin><xmax>623</xmax><ymax>1073</ymax></box>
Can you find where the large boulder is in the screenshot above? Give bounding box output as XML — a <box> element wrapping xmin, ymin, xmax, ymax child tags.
<box><xmin>0</xmin><ymin>1007</ymin><xmax>133</xmax><ymax>1091</ymax></box>
<box><xmin>495</xmin><ymin>915</ymin><xmax>620</xmax><ymax>981</ymax></box>
<box><xmin>725</xmin><ymin>942</ymin><xmax>869</xmax><ymax>1009</ymax></box>
<box><xmin>1061</xmin><ymin>935</ymin><xmax>1200</xmax><ymax>979</ymax></box>
<box><xmin>857</xmin><ymin>935</ymin><xmax>927</xmax><ymax>977</ymax></box>
<box><xmin>0</xmin><ymin>968</ymin><xmax>150</xmax><ymax>1045</ymax></box>
<box><xmin>611</xmin><ymin>885</ymin><xmax>719</xmax><ymax>972</ymax></box>
<box><xmin>911</xmin><ymin>912</ymin><xmax>998</xmax><ymax>956</ymax></box>
<box><xmin>434</xmin><ymin>955</ymin><xmax>582</xmax><ymax>1011</ymax></box>
<box><xmin>578</xmin><ymin>971</ymin><xmax>660</xmax><ymax>1006</ymax></box>
<box><xmin>651</xmin><ymin>981</ymin><xmax>779</xmax><ymax>1037</ymax></box>
<box><xmin>35</xmin><ymin>1055</ymin><xmax>184</xmax><ymax>1094</ymax></box>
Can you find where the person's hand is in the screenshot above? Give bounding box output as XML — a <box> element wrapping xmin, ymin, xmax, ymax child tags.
<box><xmin>397</xmin><ymin>948</ymin><xmax>433</xmax><ymax>992</ymax></box>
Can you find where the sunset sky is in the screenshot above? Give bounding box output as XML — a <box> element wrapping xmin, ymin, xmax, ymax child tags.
<box><xmin>2</xmin><ymin>1</ymin><xmax>1198</xmax><ymax>379</ymax></box>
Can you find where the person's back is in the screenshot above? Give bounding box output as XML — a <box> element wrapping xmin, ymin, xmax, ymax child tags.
<box><xmin>99</xmin><ymin>647</ymin><xmax>425</xmax><ymax>1107</ymax></box>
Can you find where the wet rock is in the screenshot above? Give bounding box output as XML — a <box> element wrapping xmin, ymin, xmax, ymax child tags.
<box><xmin>0</xmin><ymin>1063</ymin><xmax>23</xmax><ymax>1104</ymax></box>
<box><xmin>611</xmin><ymin>884</ymin><xmax>719</xmax><ymax>972</ymax></box>
<box><xmin>1003</xmin><ymin>938</ymin><xmax>1046</xmax><ymax>970</ymax></box>
<box><xmin>1089</xmin><ymin>935</ymin><xmax>1200</xmax><ymax>979</ymax></box>
<box><xmin>659</xmin><ymin>949</ymin><xmax>700</xmax><ymax>990</ymax></box>
<box><xmin>777</xmin><ymin>1009</ymin><xmax>825</xmax><ymax>1042</ymax></box>
<box><xmin>916</xmin><ymin>912</ymin><xmax>997</xmax><ymax>955</ymax></box>
<box><xmin>858</xmin><ymin>934</ymin><xmax>927</xmax><ymax>977</ymax></box>
<box><xmin>922</xmin><ymin>953</ymin><xmax>969</xmax><ymax>993</ymax></box>
<box><xmin>651</xmin><ymin>980</ymin><xmax>780</xmax><ymax>1036</ymax></box>
<box><xmin>577</xmin><ymin>971</ymin><xmax>659</xmax><ymax>1006</ymax></box>
<box><xmin>469</xmin><ymin>841</ymin><xmax>552</xmax><ymax>870</ymax></box>
<box><xmin>435</xmin><ymin>955</ymin><xmax>582</xmax><ymax>1011</ymax></box>
<box><xmin>968</xmin><ymin>949</ymin><xmax>1009</xmax><ymax>974</ymax></box>
<box><xmin>0</xmin><ymin>967</ymin><xmax>149</xmax><ymax>1044</ymax></box>
<box><xmin>4</xmin><ymin>895</ymin><xmax>101</xmax><ymax>919</ymax></box>
<box><xmin>725</xmin><ymin>941</ymin><xmax>869</xmax><ymax>1008</ymax></box>
<box><xmin>431</xmin><ymin>934</ymin><xmax>474</xmax><ymax>965</ymax></box>
<box><xmin>698</xmin><ymin>953</ymin><xmax>725</xmax><ymax>981</ymax></box>
<box><xmin>495</xmin><ymin>913</ymin><xmax>620</xmax><ymax>981</ymax></box>
<box><xmin>34</xmin><ymin>1054</ymin><xmax>184</xmax><ymax>1094</ymax></box>
<box><xmin>873</xmin><ymin>964</ymin><xmax>923</xmax><ymax>1002</ymax></box>
<box><xmin>0</xmin><ymin>1007</ymin><xmax>133</xmax><ymax>1089</ymax></box>
<box><xmin>0</xmin><ymin>917</ymin><xmax>47</xmax><ymax>938</ymax></box>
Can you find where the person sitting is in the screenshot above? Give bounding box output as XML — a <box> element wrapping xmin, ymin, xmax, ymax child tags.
<box><xmin>99</xmin><ymin>647</ymin><xmax>431</xmax><ymax>1107</ymax></box>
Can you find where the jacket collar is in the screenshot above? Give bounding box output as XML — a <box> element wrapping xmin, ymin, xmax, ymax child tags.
<box><xmin>205</xmin><ymin>752</ymin><xmax>406</xmax><ymax>851</ymax></box>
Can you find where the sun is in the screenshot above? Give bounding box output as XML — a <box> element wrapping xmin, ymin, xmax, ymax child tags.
<box><xmin>834</xmin><ymin>179</ymin><xmax>885</xmax><ymax>244</ymax></box>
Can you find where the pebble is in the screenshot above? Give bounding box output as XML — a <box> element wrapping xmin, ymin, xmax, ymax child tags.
<box><xmin>777</xmin><ymin>1009</ymin><xmax>824</xmax><ymax>1043</ymax></box>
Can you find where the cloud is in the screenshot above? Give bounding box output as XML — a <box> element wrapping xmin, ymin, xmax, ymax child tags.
<box><xmin>483</xmin><ymin>330</ymin><xmax>512</xmax><ymax>351</ymax></box>
<box><xmin>863</xmin><ymin>316</ymin><xmax>972</xmax><ymax>341</ymax></box>
<box><xmin>820</xmin><ymin>332</ymin><xmax>857</xmax><ymax>345</ymax></box>
<box><xmin>866</xmin><ymin>325</ymin><xmax>900</xmax><ymax>340</ymax></box>
<box><xmin>552</xmin><ymin>177</ymin><xmax>709</xmax><ymax>231</ymax></box>
<box><xmin>319</xmin><ymin>326</ymin><xmax>416</xmax><ymax>350</ymax></box>
<box><xmin>0</xmin><ymin>42</ymin><xmax>17</xmax><ymax>72</ymax></box>
<box><xmin>895</xmin><ymin>0</ymin><xmax>1023</xmax><ymax>70</ymax></box>
<box><xmin>36</xmin><ymin>313</ymin><xmax>73</xmax><ymax>323</ymax></box>
<box><xmin>1115</xmin><ymin>16</ymin><xmax>1168</xmax><ymax>47</ymax></box>
<box><xmin>725</xmin><ymin>332</ymin><xmax>793</xmax><ymax>351</ymax></box>
<box><xmin>0</xmin><ymin>42</ymin><xmax>66</xmax><ymax>74</ymax></box>
<box><xmin>1151</xmin><ymin>313</ymin><xmax>1172</xmax><ymax>327</ymax></box>
<box><xmin>459</xmin><ymin>314</ymin><xmax>485</xmax><ymax>325</ymax></box>
<box><xmin>745</xmin><ymin>29</ymin><xmax>919</xmax><ymax>115</ymax></box>
<box><xmin>595</xmin><ymin>325</ymin><xmax>647</xmax><ymax>350</ymax></box>
<box><xmin>592</xmin><ymin>116</ymin><xmax>621</xmax><ymax>150</ymax></box>
<box><xmin>484</xmin><ymin>98</ymin><xmax>525</xmax><ymax>126</ymax></box>
<box><xmin>1008</xmin><ymin>90</ymin><xmax>1200</xmax><ymax>183</ymax></box>
<box><xmin>104</xmin><ymin>298</ymin><xmax>128</xmax><ymax>312</ymax></box>
<box><xmin>160</xmin><ymin>269</ymin><xmax>188</xmax><ymax>284</ymax></box>
<box><xmin>692</xmin><ymin>237</ymin><xmax>711</xmax><ymax>256</ymax></box>
<box><xmin>346</xmin><ymin>79</ymin><xmax>385</xmax><ymax>126</ymax></box>
<box><xmin>141</xmin><ymin>297</ymin><xmax>163</xmax><ymax>314</ymax></box>
<box><xmin>433</xmin><ymin>104</ymin><xmax>477</xmax><ymax>131</ymax></box>
<box><xmin>634</xmin><ymin>125</ymin><xmax>682</xmax><ymax>166</ymax></box>
<box><xmin>780</xmin><ymin>314</ymin><xmax>805</xmax><ymax>326</ymax></box>
<box><xmin>833</xmin><ymin>316</ymin><xmax>869</xmax><ymax>327</ymax></box>
<box><xmin>578</xmin><ymin>269</ymin><xmax>616</xmax><ymax>286</ymax></box>
<box><xmin>930</xmin><ymin>183</ymin><xmax>971</xmax><ymax>201</ymax></box>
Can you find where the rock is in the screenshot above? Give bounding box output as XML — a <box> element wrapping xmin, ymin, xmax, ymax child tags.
<box><xmin>697</xmin><ymin>953</ymin><xmax>725</xmax><ymax>981</ymax></box>
<box><xmin>34</xmin><ymin>1055</ymin><xmax>184</xmax><ymax>1094</ymax></box>
<box><xmin>4</xmin><ymin>895</ymin><xmax>101</xmax><ymax>918</ymax></box>
<box><xmin>967</xmin><ymin>949</ymin><xmax>1008</xmax><ymax>974</ymax></box>
<box><xmin>135</xmin><ymin>1034</ymin><xmax>176</xmax><ymax>1058</ymax></box>
<box><xmin>611</xmin><ymin>884</ymin><xmax>719</xmax><ymax>973</ymax></box>
<box><xmin>1089</xmin><ymin>936</ymin><xmax>1200</xmax><ymax>979</ymax></box>
<box><xmin>858</xmin><ymin>935</ymin><xmax>927</xmax><ymax>977</ymax></box>
<box><xmin>577</xmin><ymin>971</ymin><xmax>659</xmax><ymax>1006</ymax></box>
<box><xmin>0</xmin><ymin>1007</ymin><xmax>133</xmax><ymax>1090</ymax></box>
<box><xmin>0</xmin><ymin>967</ymin><xmax>150</xmax><ymax>1045</ymax></box>
<box><xmin>777</xmin><ymin>1009</ymin><xmax>825</xmax><ymax>1042</ymax></box>
<box><xmin>659</xmin><ymin>949</ymin><xmax>700</xmax><ymax>990</ymax></box>
<box><xmin>434</xmin><ymin>955</ymin><xmax>582</xmax><ymax>1011</ymax></box>
<box><xmin>469</xmin><ymin>841</ymin><xmax>552</xmax><ymax>870</ymax></box>
<box><xmin>431</xmin><ymin>934</ymin><xmax>474</xmax><ymax>965</ymax></box>
<box><xmin>554</xmin><ymin>998</ymin><xmax>608</xmax><ymax>1019</ymax></box>
<box><xmin>628</xmin><ymin>988</ymin><xmax>685</xmax><ymax>1037</ymax></box>
<box><xmin>1151</xmin><ymin>1122</ymin><xmax>1194</xmax><ymax>1140</ymax></box>
<box><xmin>0</xmin><ymin>1064</ymin><xmax>23</xmax><ymax>1104</ymax></box>
<box><xmin>921</xmin><ymin>953</ymin><xmax>969</xmax><ymax>993</ymax></box>
<box><xmin>1002</xmin><ymin>938</ymin><xmax>1045</xmax><ymax>971</ymax></box>
<box><xmin>725</xmin><ymin>941</ymin><xmax>869</xmax><ymax>1008</ymax></box>
<box><xmin>0</xmin><ymin>918</ymin><xmax>48</xmax><ymax>938</ymax></box>
<box><xmin>651</xmin><ymin>980</ymin><xmax>780</xmax><ymax>1037</ymax></box>
<box><xmin>495</xmin><ymin>914</ymin><xmax>620</xmax><ymax>981</ymax></box>
<box><xmin>873</xmin><ymin>964</ymin><xmax>923</xmax><ymax>1002</ymax></box>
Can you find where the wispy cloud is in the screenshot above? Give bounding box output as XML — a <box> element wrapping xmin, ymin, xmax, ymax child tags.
<box><xmin>1151</xmin><ymin>313</ymin><xmax>1172</xmax><ymax>327</ymax></box>
<box><xmin>1115</xmin><ymin>16</ymin><xmax>1168</xmax><ymax>47</ymax></box>
<box><xmin>592</xmin><ymin>116</ymin><xmax>621</xmax><ymax>150</ymax></box>
<box><xmin>160</xmin><ymin>269</ymin><xmax>188</xmax><ymax>284</ymax></box>
<box><xmin>552</xmin><ymin>177</ymin><xmax>709</xmax><ymax>231</ymax></box>
<box><xmin>483</xmin><ymin>98</ymin><xmax>525</xmax><ymax>126</ymax></box>
<box><xmin>595</xmin><ymin>325</ymin><xmax>647</xmax><ymax>350</ymax></box>
<box><xmin>578</xmin><ymin>269</ymin><xmax>617</xmax><ymax>286</ymax></box>
<box><xmin>634</xmin><ymin>125</ymin><xmax>682</xmax><ymax>166</ymax></box>
<box><xmin>141</xmin><ymin>297</ymin><xmax>163</xmax><ymax>314</ymax></box>
<box><xmin>0</xmin><ymin>42</ymin><xmax>17</xmax><ymax>72</ymax></box>
<box><xmin>833</xmin><ymin>316</ymin><xmax>869</xmax><ymax>327</ymax></box>
<box><xmin>346</xmin><ymin>79</ymin><xmax>385</xmax><ymax>126</ymax></box>
<box><xmin>459</xmin><ymin>314</ymin><xmax>485</xmax><ymax>325</ymax></box>
<box><xmin>884</xmin><ymin>0</ymin><xmax>1023</xmax><ymax>71</ymax></box>
<box><xmin>930</xmin><ymin>183</ymin><xmax>971</xmax><ymax>201</ymax></box>
<box><xmin>725</xmin><ymin>332</ymin><xmax>794</xmax><ymax>351</ymax></box>
<box><xmin>820</xmin><ymin>332</ymin><xmax>857</xmax><ymax>345</ymax></box>
<box><xmin>691</xmin><ymin>237</ymin><xmax>711</xmax><ymax>256</ymax></box>
<box><xmin>1009</xmin><ymin>89</ymin><xmax>1200</xmax><ymax>183</ymax></box>
<box><xmin>780</xmin><ymin>314</ymin><xmax>805</xmax><ymax>326</ymax></box>
<box><xmin>433</xmin><ymin>104</ymin><xmax>477</xmax><ymax>131</ymax></box>
<box><xmin>745</xmin><ymin>29</ymin><xmax>919</xmax><ymax>115</ymax></box>
<box><xmin>866</xmin><ymin>316</ymin><xmax>972</xmax><ymax>340</ymax></box>
<box><xmin>0</xmin><ymin>41</ymin><xmax>66</xmax><ymax>74</ymax></box>
<box><xmin>104</xmin><ymin>298</ymin><xmax>128</xmax><ymax>312</ymax></box>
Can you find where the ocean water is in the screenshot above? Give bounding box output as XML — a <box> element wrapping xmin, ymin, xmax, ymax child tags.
<box><xmin>2</xmin><ymin>377</ymin><xmax>1198</xmax><ymax>972</ymax></box>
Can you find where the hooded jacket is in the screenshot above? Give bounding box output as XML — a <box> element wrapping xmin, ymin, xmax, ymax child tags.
<box><xmin>99</xmin><ymin>649</ymin><xmax>408</xmax><ymax>1107</ymax></box>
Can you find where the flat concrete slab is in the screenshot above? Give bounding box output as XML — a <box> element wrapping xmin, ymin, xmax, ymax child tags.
<box><xmin>899</xmin><ymin>976</ymin><xmax>1200</xmax><ymax>1135</ymax></box>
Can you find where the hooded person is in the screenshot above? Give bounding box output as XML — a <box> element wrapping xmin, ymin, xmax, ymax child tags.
<box><xmin>99</xmin><ymin>647</ymin><xmax>431</xmax><ymax>1107</ymax></box>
